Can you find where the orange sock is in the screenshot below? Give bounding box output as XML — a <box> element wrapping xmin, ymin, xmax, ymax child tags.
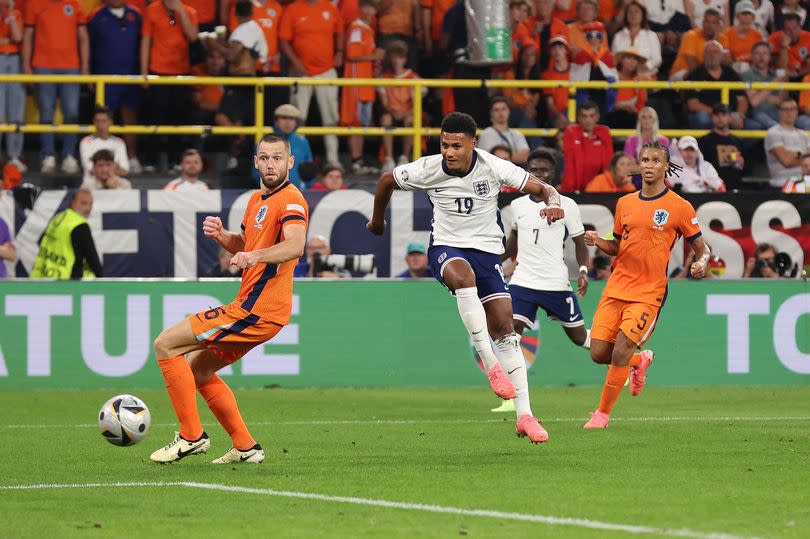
<box><xmin>597</xmin><ymin>365</ymin><xmax>630</xmax><ymax>414</ymax></box>
<box><xmin>158</xmin><ymin>356</ymin><xmax>203</xmax><ymax>441</ymax></box>
<box><xmin>629</xmin><ymin>353</ymin><xmax>642</xmax><ymax>368</ymax></box>
<box><xmin>198</xmin><ymin>374</ymin><xmax>255</xmax><ymax>451</ymax></box>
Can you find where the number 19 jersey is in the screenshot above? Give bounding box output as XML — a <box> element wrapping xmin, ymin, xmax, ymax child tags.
<box><xmin>392</xmin><ymin>149</ymin><xmax>528</xmax><ymax>255</ymax></box>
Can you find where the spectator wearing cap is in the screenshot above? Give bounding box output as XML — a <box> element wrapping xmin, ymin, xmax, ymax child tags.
<box><xmin>478</xmin><ymin>97</ymin><xmax>530</xmax><ymax>164</ymax></box>
<box><xmin>670</xmin><ymin>136</ymin><xmax>726</xmax><ymax>193</ymax></box>
<box><xmin>541</xmin><ymin>35</ymin><xmax>570</xmax><ymax>129</ymax></box>
<box><xmin>585</xmin><ymin>151</ymin><xmax>636</xmax><ymax>193</ymax></box>
<box><xmin>698</xmin><ymin>103</ymin><xmax>745</xmax><ymax>190</ymax></box>
<box><xmin>522</xmin><ymin>0</ymin><xmax>568</xmax><ymax>73</ymax></box>
<box><xmin>769</xmin><ymin>11</ymin><xmax>810</xmax><ymax>78</ymax></box>
<box><xmin>722</xmin><ymin>1</ymin><xmax>763</xmax><ymax>73</ymax></box>
<box><xmin>610</xmin><ymin>2</ymin><xmax>661</xmax><ymax>76</ymax></box>
<box><xmin>561</xmin><ymin>100</ymin><xmax>613</xmax><ymax>192</ymax></box>
<box><xmin>22</xmin><ymin>0</ymin><xmax>89</xmax><ymax>175</ymax></box>
<box><xmin>264</xmin><ymin>103</ymin><xmax>312</xmax><ymax>189</ymax></box>
<box><xmin>309</xmin><ymin>165</ymin><xmax>348</xmax><ymax>190</ymax></box>
<box><xmin>605</xmin><ymin>49</ymin><xmax>649</xmax><ymax>129</ymax></box>
<box><xmin>570</xmin><ymin>21</ymin><xmax>617</xmax><ymax>113</ymax></box>
<box><xmin>742</xmin><ymin>40</ymin><xmax>788</xmax><ymax>130</ymax></box>
<box><xmin>396</xmin><ymin>242</ymin><xmax>432</xmax><ymax>278</ymax></box>
<box><xmin>670</xmin><ymin>8</ymin><xmax>728</xmax><ymax>81</ymax></box>
<box><xmin>82</xmin><ymin>149</ymin><xmax>132</xmax><ymax>190</ymax></box>
<box><xmin>684</xmin><ymin>0</ymin><xmax>730</xmax><ymax>29</ymax></box>
<box><xmin>87</xmin><ymin>0</ymin><xmax>143</xmax><ymax>173</ymax></box>
<box><xmin>764</xmin><ymin>98</ymin><xmax>810</xmax><ymax>188</ymax></box>
<box><xmin>279</xmin><ymin>0</ymin><xmax>343</xmax><ymax>168</ymax></box>
<box><xmin>685</xmin><ymin>40</ymin><xmax>748</xmax><ymax>130</ymax></box>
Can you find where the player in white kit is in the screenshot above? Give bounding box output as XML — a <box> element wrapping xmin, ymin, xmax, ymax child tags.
<box><xmin>505</xmin><ymin>148</ymin><xmax>592</xmax><ymax>347</ymax></box>
<box><xmin>367</xmin><ymin>113</ymin><xmax>564</xmax><ymax>443</ymax></box>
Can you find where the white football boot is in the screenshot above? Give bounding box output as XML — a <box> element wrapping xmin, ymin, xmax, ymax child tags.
<box><xmin>149</xmin><ymin>431</ymin><xmax>210</xmax><ymax>463</ymax></box>
<box><xmin>212</xmin><ymin>444</ymin><xmax>265</xmax><ymax>464</ymax></box>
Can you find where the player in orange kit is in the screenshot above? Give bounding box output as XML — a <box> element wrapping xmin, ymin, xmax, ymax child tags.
<box><xmin>149</xmin><ymin>134</ymin><xmax>308</xmax><ymax>463</ymax></box>
<box><xmin>582</xmin><ymin>141</ymin><xmax>710</xmax><ymax>428</ymax></box>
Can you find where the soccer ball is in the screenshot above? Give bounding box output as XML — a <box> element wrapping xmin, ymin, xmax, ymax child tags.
<box><xmin>98</xmin><ymin>394</ymin><xmax>151</xmax><ymax>446</ymax></box>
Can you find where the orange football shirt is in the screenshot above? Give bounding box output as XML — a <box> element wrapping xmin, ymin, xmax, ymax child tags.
<box><xmin>420</xmin><ymin>0</ymin><xmax>455</xmax><ymax>41</ymax></box>
<box><xmin>24</xmin><ymin>0</ymin><xmax>86</xmax><ymax>69</ymax></box>
<box><xmin>769</xmin><ymin>30</ymin><xmax>810</xmax><ymax>74</ymax></box>
<box><xmin>237</xmin><ymin>182</ymin><xmax>309</xmax><ymax>325</ymax></box>
<box><xmin>603</xmin><ymin>188</ymin><xmax>702</xmax><ymax>306</ymax></box>
<box><xmin>278</xmin><ymin>0</ymin><xmax>342</xmax><ymax>76</ymax></box>
<box><xmin>142</xmin><ymin>1</ymin><xmax>198</xmax><ymax>74</ymax></box>
<box><xmin>0</xmin><ymin>9</ymin><xmax>22</xmax><ymax>54</ymax></box>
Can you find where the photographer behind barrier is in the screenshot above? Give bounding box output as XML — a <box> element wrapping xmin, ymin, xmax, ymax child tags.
<box><xmin>743</xmin><ymin>242</ymin><xmax>798</xmax><ymax>279</ymax></box>
<box><xmin>294</xmin><ymin>234</ymin><xmax>375</xmax><ymax>278</ymax></box>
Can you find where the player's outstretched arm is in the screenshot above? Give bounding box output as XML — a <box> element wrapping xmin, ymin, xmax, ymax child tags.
<box><xmin>203</xmin><ymin>216</ymin><xmax>245</xmax><ymax>254</ymax></box>
<box><xmin>689</xmin><ymin>235</ymin><xmax>711</xmax><ymax>279</ymax></box>
<box><xmin>231</xmin><ymin>223</ymin><xmax>306</xmax><ymax>269</ymax></box>
<box><xmin>572</xmin><ymin>234</ymin><xmax>589</xmax><ymax>297</ymax></box>
<box><xmin>521</xmin><ymin>175</ymin><xmax>564</xmax><ymax>224</ymax></box>
<box><xmin>367</xmin><ymin>170</ymin><xmax>400</xmax><ymax>235</ymax></box>
<box><xmin>584</xmin><ymin>230</ymin><xmax>620</xmax><ymax>256</ymax></box>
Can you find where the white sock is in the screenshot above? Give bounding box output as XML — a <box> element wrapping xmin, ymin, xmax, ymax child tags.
<box><xmin>456</xmin><ymin>287</ymin><xmax>499</xmax><ymax>371</ymax></box>
<box><xmin>582</xmin><ymin>329</ymin><xmax>591</xmax><ymax>349</ymax></box>
<box><xmin>494</xmin><ymin>332</ymin><xmax>532</xmax><ymax>417</ymax></box>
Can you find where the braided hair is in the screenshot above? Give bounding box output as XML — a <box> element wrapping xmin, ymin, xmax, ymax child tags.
<box><xmin>639</xmin><ymin>140</ymin><xmax>682</xmax><ymax>178</ymax></box>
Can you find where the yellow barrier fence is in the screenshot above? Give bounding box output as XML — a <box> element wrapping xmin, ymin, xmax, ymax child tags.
<box><xmin>1</xmin><ymin>74</ymin><xmax>807</xmax><ymax>160</ymax></box>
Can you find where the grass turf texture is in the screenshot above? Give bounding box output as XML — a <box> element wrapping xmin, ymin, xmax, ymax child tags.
<box><xmin>1</xmin><ymin>387</ymin><xmax>808</xmax><ymax>538</ymax></box>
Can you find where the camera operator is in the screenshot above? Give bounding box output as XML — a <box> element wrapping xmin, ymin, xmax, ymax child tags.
<box><xmin>294</xmin><ymin>234</ymin><xmax>377</xmax><ymax>278</ymax></box>
<box><xmin>744</xmin><ymin>243</ymin><xmax>783</xmax><ymax>278</ymax></box>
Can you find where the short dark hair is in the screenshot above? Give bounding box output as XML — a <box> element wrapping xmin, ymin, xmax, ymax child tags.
<box><xmin>751</xmin><ymin>40</ymin><xmax>771</xmax><ymax>54</ymax></box>
<box><xmin>322</xmin><ymin>164</ymin><xmax>344</xmax><ymax>177</ymax></box>
<box><xmin>783</xmin><ymin>11</ymin><xmax>802</xmax><ymax>24</ymax></box>
<box><xmin>490</xmin><ymin>96</ymin><xmax>509</xmax><ymax>110</ymax></box>
<box><xmin>578</xmin><ymin>100</ymin><xmax>600</xmax><ymax>114</ymax></box>
<box><xmin>93</xmin><ymin>105</ymin><xmax>112</xmax><ymax>119</ymax></box>
<box><xmin>527</xmin><ymin>147</ymin><xmax>557</xmax><ymax>169</ymax></box>
<box><xmin>359</xmin><ymin>0</ymin><xmax>378</xmax><ymax>8</ymax></box>
<box><xmin>258</xmin><ymin>133</ymin><xmax>292</xmax><ymax>153</ymax></box>
<box><xmin>181</xmin><ymin>148</ymin><xmax>201</xmax><ymax>160</ymax></box>
<box><xmin>91</xmin><ymin>149</ymin><xmax>115</xmax><ymax>164</ymax></box>
<box><xmin>440</xmin><ymin>112</ymin><xmax>477</xmax><ymax>138</ymax></box>
<box><xmin>703</xmin><ymin>8</ymin><xmax>721</xmax><ymax>20</ymax></box>
<box><xmin>754</xmin><ymin>242</ymin><xmax>776</xmax><ymax>256</ymax></box>
<box><xmin>385</xmin><ymin>40</ymin><xmax>408</xmax><ymax>58</ymax></box>
<box><xmin>489</xmin><ymin>144</ymin><xmax>512</xmax><ymax>158</ymax></box>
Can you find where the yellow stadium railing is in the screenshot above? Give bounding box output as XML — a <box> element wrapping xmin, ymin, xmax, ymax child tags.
<box><xmin>0</xmin><ymin>74</ymin><xmax>807</xmax><ymax>160</ymax></box>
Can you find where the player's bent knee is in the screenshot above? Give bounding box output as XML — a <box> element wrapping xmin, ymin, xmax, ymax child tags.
<box><xmin>589</xmin><ymin>341</ymin><xmax>612</xmax><ymax>364</ymax></box>
<box><xmin>153</xmin><ymin>332</ymin><xmax>171</xmax><ymax>360</ymax></box>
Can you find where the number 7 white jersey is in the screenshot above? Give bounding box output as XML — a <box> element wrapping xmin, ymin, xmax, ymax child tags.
<box><xmin>509</xmin><ymin>194</ymin><xmax>584</xmax><ymax>291</ymax></box>
<box><xmin>392</xmin><ymin>149</ymin><xmax>528</xmax><ymax>255</ymax></box>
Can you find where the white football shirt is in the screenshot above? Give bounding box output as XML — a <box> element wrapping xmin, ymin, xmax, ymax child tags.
<box><xmin>508</xmin><ymin>194</ymin><xmax>584</xmax><ymax>291</ymax></box>
<box><xmin>392</xmin><ymin>149</ymin><xmax>528</xmax><ymax>254</ymax></box>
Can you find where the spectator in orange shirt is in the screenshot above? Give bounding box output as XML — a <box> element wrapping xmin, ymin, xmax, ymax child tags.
<box><xmin>670</xmin><ymin>8</ymin><xmax>728</xmax><ymax>80</ymax></box>
<box><xmin>419</xmin><ymin>0</ymin><xmax>453</xmax><ymax>59</ymax></box>
<box><xmin>22</xmin><ymin>0</ymin><xmax>89</xmax><ymax>174</ymax></box>
<box><xmin>0</xmin><ymin>0</ymin><xmax>25</xmax><ymax>172</ymax></box>
<box><xmin>769</xmin><ymin>11</ymin><xmax>810</xmax><ymax>78</ymax></box>
<box><xmin>722</xmin><ymin>0</ymin><xmax>763</xmax><ymax>73</ymax></box>
<box><xmin>605</xmin><ymin>48</ymin><xmax>648</xmax><ymax>129</ymax></box>
<box><xmin>585</xmin><ymin>151</ymin><xmax>636</xmax><ymax>192</ymax></box>
<box><xmin>184</xmin><ymin>0</ymin><xmax>215</xmax><ymax>30</ymax></box>
<box><xmin>524</xmin><ymin>0</ymin><xmax>568</xmax><ymax>71</ymax></box>
<box><xmin>378</xmin><ymin>40</ymin><xmax>421</xmax><ymax>169</ymax></box>
<box><xmin>340</xmin><ymin>0</ymin><xmax>382</xmax><ymax>175</ymax></box>
<box><xmin>509</xmin><ymin>0</ymin><xmax>531</xmax><ymax>61</ymax></box>
<box><xmin>191</xmin><ymin>48</ymin><xmax>226</xmax><ymax>124</ymax></box>
<box><xmin>279</xmin><ymin>0</ymin><xmax>344</xmax><ymax>167</ymax></box>
<box><xmin>568</xmin><ymin>0</ymin><xmax>605</xmax><ymax>55</ymax></box>
<box><xmin>541</xmin><ymin>35</ymin><xmax>570</xmax><ymax>129</ymax></box>
<box><xmin>140</xmin><ymin>0</ymin><xmax>199</xmax><ymax>172</ymax></box>
<box><xmin>552</xmin><ymin>0</ymin><xmax>576</xmax><ymax>22</ymax></box>
<box><xmin>377</xmin><ymin>0</ymin><xmax>421</xmax><ymax>70</ymax></box>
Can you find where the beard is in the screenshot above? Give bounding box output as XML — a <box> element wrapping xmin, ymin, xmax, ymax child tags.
<box><xmin>261</xmin><ymin>167</ymin><xmax>288</xmax><ymax>190</ymax></box>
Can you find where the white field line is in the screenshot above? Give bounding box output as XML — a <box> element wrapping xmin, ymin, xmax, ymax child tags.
<box><xmin>0</xmin><ymin>416</ymin><xmax>808</xmax><ymax>430</ymax></box>
<box><xmin>0</xmin><ymin>481</ymin><xmax>763</xmax><ymax>539</ymax></box>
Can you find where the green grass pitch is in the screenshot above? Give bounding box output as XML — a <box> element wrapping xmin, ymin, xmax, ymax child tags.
<box><xmin>1</xmin><ymin>386</ymin><xmax>808</xmax><ymax>538</ymax></box>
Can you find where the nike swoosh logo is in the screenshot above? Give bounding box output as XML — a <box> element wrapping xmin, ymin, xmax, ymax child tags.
<box><xmin>472</xmin><ymin>329</ymin><xmax>483</xmax><ymax>335</ymax></box>
<box><xmin>434</xmin><ymin>188</ymin><xmax>444</xmax><ymax>192</ymax></box>
<box><xmin>570</xmin><ymin>315</ymin><xmax>578</xmax><ymax>321</ymax></box>
<box><xmin>507</xmin><ymin>367</ymin><xmax>521</xmax><ymax>374</ymax></box>
<box><xmin>177</xmin><ymin>442</ymin><xmax>204</xmax><ymax>458</ymax></box>
<box><xmin>240</xmin><ymin>453</ymin><xmax>255</xmax><ymax>462</ymax></box>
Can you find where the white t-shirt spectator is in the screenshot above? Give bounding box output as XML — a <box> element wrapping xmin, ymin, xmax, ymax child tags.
<box><xmin>643</xmin><ymin>0</ymin><xmax>685</xmax><ymax>26</ymax></box>
<box><xmin>686</xmin><ymin>0</ymin><xmax>728</xmax><ymax>27</ymax></box>
<box><xmin>765</xmin><ymin>124</ymin><xmax>810</xmax><ymax>187</ymax></box>
<box><xmin>611</xmin><ymin>29</ymin><xmax>662</xmax><ymax>73</ymax></box>
<box><xmin>81</xmin><ymin>176</ymin><xmax>133</xmax><ymax>190</ymax></box>
<box><xmin>230</xmin><ymin>19</ymin><xmax>268</xmax><ymax>64</ymax></box>
<box><xmin>79</xmin><ymin>135</ymin><xmax>129</xmax><ymax>182</ymax></box>
<box><xmin>752</xmin><ymin>0</ymin><xmax>775</xmax><ymax>36</ymax></box>
<box><xmin>477</xmin><ymin>127</ymin><xmax>530</xmax><ymax>157</ymax></box>
<box><xmin>163</xmin><ymin>177</ymin><xmax>210</xmax><ymax>191</ymax></box>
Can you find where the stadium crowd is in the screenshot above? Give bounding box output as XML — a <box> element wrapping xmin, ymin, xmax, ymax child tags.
<box><xmin>0</xmin><ymin>0</ymin><xmax>807</xmax><ymax>193</ymax></box>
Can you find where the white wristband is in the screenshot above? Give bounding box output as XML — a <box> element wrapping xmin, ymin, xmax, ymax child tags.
<box><xmin>579</xmin><ymin>265</ymin><xmax>588</xmax><ymax>274</ymax></box>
